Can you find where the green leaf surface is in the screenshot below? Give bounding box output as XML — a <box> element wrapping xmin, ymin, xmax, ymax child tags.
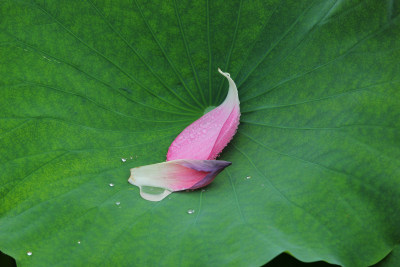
<box><xmin>1</xmin><ymin>0</ymin><xmax>400</xmax><ymax>266</ymax></box>
<box><xmin>375</xmin><ymin>245</ymin><xmax>400</xmax><ymax>267</ymax></box>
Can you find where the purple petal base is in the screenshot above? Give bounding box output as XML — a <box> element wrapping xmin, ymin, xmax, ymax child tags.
<box><xmin>180</xmin><ymin>160</ymin><xmax>232</xmax><ymax>189</ymax></box>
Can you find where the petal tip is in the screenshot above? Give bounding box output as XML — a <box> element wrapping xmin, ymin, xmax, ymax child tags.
<box><xmin>218</xmin><ymin>68</ymin><xmax>230</xmax><ymax>78</ymax></box>
<box><xmin>140</xmin><ymin>187</ymin><xmax>172</xmax><ymax>202</ymax></box>
<box><xmin>128</xmin><ymin>169</ymin><xmax>135</xmax><ymax>185</ymax></box>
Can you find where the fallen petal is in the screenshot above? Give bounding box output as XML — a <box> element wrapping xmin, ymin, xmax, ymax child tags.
<box><xmin>167</xmin><ymin>68</ymin><xmax>240</xmax><ymax>161</ymax></box>
<box><xmin>128</xmin><ymin>159</ymin><xmax>231</xmax><ymax>201</ymax></box>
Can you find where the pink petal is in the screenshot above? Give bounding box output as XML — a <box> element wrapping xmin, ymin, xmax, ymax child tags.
<box><xmin>167</xmin><ymin>68</ymin><xmax>240</xmax><ymax>161</ymax></box>
<box><xmin>128</xmin><ymin>159</ymin><xmax>231</xmax><ymax>201</ymax></box>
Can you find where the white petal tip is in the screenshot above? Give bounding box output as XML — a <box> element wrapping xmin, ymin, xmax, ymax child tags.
<box><xmin>128</xmin><ymin>174</ymin><xmax>134</xmax><ymax>185</ymax></box>
<box><xmin>218</xmin><ymin>68</ymin><xmax>231</xmax><ymax>78</ymax></box>
<box><xmin>140</xmin><ymin>186</ymin><xmax>172</xmax><ymax>202</ymax></box>
<box><xmin>128</xmin><ymin>168</ymin><xmax>172</xmax><ymax>201</ymax></box>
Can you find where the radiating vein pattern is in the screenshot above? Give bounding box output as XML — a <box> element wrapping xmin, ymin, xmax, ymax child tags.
<box><xmin>0</xmin><ymin>0</ymin><xmax>400</xmax><ymax>267</ymax></box>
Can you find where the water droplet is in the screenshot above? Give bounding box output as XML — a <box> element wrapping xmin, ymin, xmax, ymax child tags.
<box><xmin>130</xmin><ymin>156</ymin><xmax>133</xmax><ymax>160</ymax></box>
<box><xmin>187</xmin><ymin>209</ymin><xmax>195</xmax><ymax>214</ymax></box>
<box><xmin>115</xmin><ymin>201</ymin><xmax>121</xmax><ymax>206</ymax></box>
<box><xmin>109</xmin><ymin>183</ymin><xmax>114</xmax><ymax>187</ymax></box>
<box><xmin>121</xmin><ymin>158</ymin><xmax>127</xmax><ymax>162</ymax></box>
<box><xmin>27</xmin><ymin>251</ymin><xmax>32</xmax><ymax>256</ymax></box>
<box><xmin>77</xmin><ymin>241</ymin><xmax>81</xmax><ymax>244</ymax></box>
<box><xmin>246</xmin><ymin>176</ymin><xmax>251</xmax><ymax>179</ymax></box>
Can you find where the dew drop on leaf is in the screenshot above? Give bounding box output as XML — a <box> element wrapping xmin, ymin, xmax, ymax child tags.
<box><xmin>187</xmin><ymin>209</ymin><xmax>195</xmax><ymax>214</ymax></box>
<box><xmin>27</xmin><ymin>251</ymin><xmax>32</xmax><ymax>256</ymax></box>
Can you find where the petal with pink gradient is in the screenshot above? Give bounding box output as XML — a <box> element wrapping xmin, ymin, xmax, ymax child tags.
<box><xmin>167</xmin><ymin>68</ymin><xmax>240</xmax><ymax>161</ymax></box>
<box><xmin>128</xmin><ymin>159</ymin><xmax>231</xmax><ymax>201</ymax></box>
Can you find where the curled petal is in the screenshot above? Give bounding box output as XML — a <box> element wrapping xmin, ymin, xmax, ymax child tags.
<box><xmin>128</xmin><ymin>159</ymin><xmax>231</xmax><ymax>201</ymax></box>
<box><xmin>167</xmin><ymin>68</ymin><xmax>240</xmax><ymax>160</ymax></box>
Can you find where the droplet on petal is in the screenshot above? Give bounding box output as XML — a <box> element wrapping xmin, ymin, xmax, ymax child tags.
<box><xmin>128</xmin><ymin>159</ymin><xmax>231</xmax><ymax>201</ymax></box>
<box><xmin>167</xmin><ymin>68</ymin><xmax>240</xmax><ymax>161</ymax></box>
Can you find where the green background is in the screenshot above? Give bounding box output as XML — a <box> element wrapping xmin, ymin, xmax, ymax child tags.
<box><xmin>1</xmin><ymin>0</ymin><xmax>399</xmax><ymax>266</ymax></box>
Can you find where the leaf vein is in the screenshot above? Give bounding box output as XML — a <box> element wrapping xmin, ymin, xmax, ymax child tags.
<box><xmin>133</xmin><ymin>0</ymin><xmax>204</xmax><ymax>108</ymax></box>
<box><xmin>85</xmin><ymin>0</ymin><xmax>200</xmax><ymax>111</ymax></box>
